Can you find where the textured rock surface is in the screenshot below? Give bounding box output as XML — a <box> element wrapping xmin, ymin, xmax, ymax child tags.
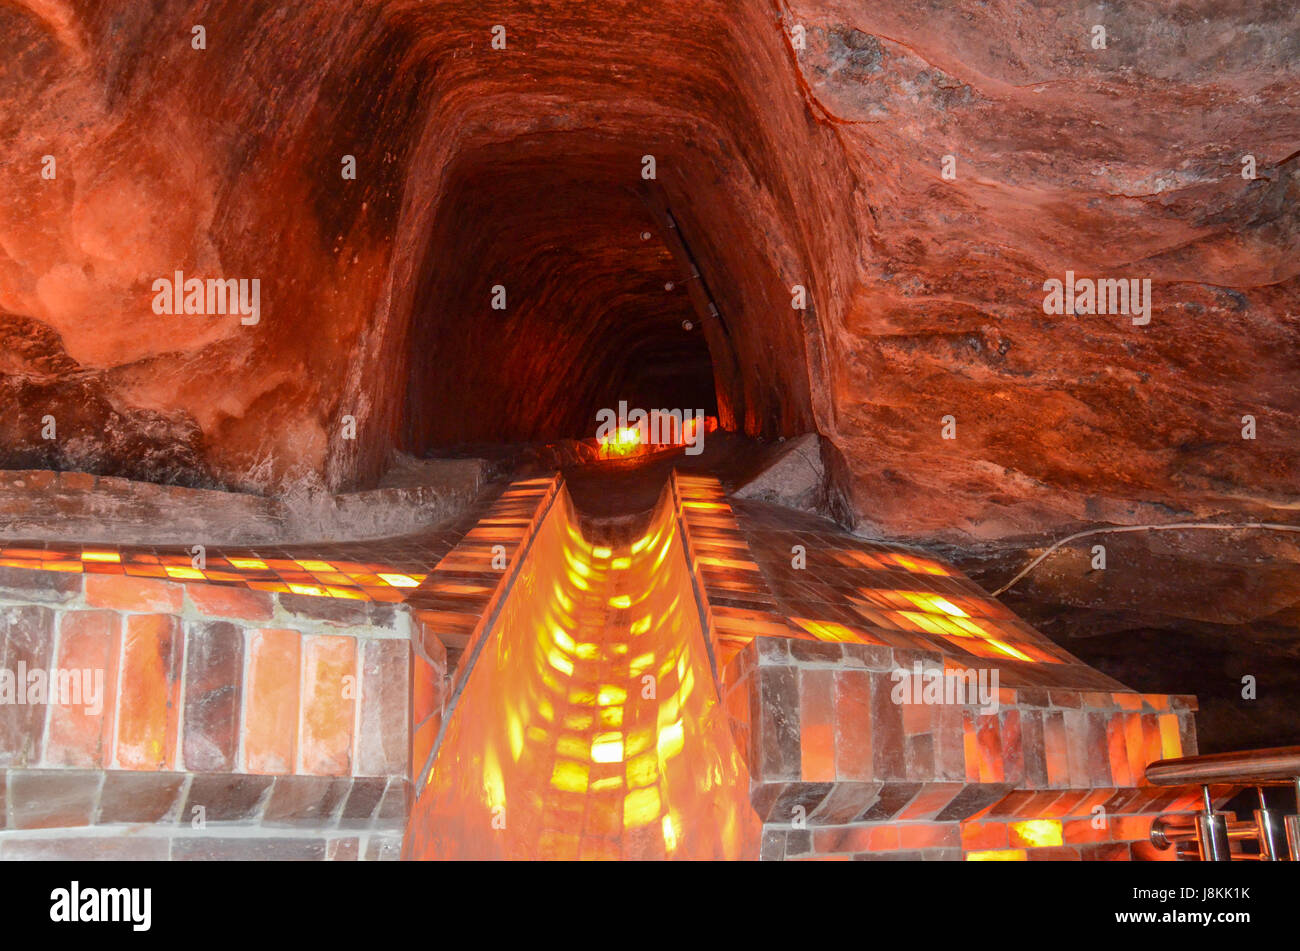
<box><xmin>1</xmin><ymin>2</ymin><xmax>1297</xmax><ymax>741</ymax></box>
<box><xmin>733</xmin><ymin>433</ymin><xmax>825</xmax><ymax>510</ymax></box>
<box><xmin>2</xmin><ymin>0</ymin><xmax>1294</xmax><ymax>529</ymax></box>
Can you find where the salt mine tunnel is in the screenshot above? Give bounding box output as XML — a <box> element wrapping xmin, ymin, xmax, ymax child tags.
<box><xmin>0</xmin><ymin>0</ymin><xmax>1297</xmax><ymax>865</ymax></box>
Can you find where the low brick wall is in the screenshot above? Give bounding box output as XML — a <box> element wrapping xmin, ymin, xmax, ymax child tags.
<box><xmin>721</xmin><ymin>635</ymin><xmax>1202</xmax><ymax>861</ymax></box>
<box><xmin>0</xmin><ymin>568</ymin><xmax>413</xmax><ymax>860</ymax></box>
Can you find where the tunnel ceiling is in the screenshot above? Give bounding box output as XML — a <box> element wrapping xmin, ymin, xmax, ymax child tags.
<box><xmin>0</xmin><ymin>0</ymin><xmax>1297</xmax><ymax>555</ymax></box>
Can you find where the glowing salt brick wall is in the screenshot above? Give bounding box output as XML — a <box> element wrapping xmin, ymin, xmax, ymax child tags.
<box><xmin>405</xmin><ymin>486</ymin><xmax>762</xmax><ymax>860</ymax></box>
<box><xmin>0</xmin><ymin>567</ymin><xmax>415</xmax><ymax>860</ymax></box>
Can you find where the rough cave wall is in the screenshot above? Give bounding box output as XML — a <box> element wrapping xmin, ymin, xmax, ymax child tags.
<box><xmin>1</xmin><ymin>0</ymin><xmax>1295</xmax><ymax>542</ymax></box>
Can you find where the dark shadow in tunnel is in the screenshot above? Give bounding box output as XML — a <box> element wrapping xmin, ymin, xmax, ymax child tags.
<box><xmin>402</xmin><ymin>144</ymin><xmax>722</xmax><ymax>454</ymax></box>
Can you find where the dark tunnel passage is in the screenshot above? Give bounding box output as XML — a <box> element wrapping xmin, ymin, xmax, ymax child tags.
<box><xmin>402</xmin><ymin>146</ymin><xmax>723</xmax><ymax>452</ymax></box>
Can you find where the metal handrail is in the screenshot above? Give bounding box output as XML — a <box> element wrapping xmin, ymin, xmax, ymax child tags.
<box><xmin>1146</xmin><ymin>746</ymin><xmax>1300</xmax><ymax>786</ymax></box>
<box><xmin>1144</xmin><ymin>746</ymin><xmax>1300</xmax><ymax>862</ymax></box>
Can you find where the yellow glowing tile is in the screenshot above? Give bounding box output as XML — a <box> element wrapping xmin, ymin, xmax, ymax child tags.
<box><xmin>599</xmin><ymin>706</ymin><xmax>623</xmax><ymax>728</ymax></box>
<box><xmin>611</xmin><ymin>557</ymin><xmax>631</xmax><ymax>570</ymax></box>
<box><xmin>556</xmin><ymin>734</ymin><xmax>589</xmax><ymax>760</ymax></box>
<box><xmin>608</xmin><ymin>594</ymin><xmax>632</xmax><ymax>609</ymax></box>
<box><xmin>563</xmin><ymin>712</ymin><xmax>593</xmax><ymax>731</ymax></box>
<box><xmin>227</xmin><ymin>557</ymin><xmax>268</xmax><ymax>570</ymax></box>
<box><xmin>657</xmin><ymin>719</ymin><xmax>684</xmax><ymax>759</ymax></box>
<box><xmin>377</xmin><ymin>572</ymin><xmax>419</xmax><ymax>588</ymax></box>
<box><xmin>551</xmin><ymin>760</ymin><xmax>589</xmax><ymax>794</ymax></box>
<box><xmin>287</xmin><ymin>583</ymin><xmax>327</xmax><ymax>597</ymax></box>
<box><xmin>630</xmin><ymin>616</ymin><xmax>651</xmax><ymax>636</ymax></box>
<box><xmin>623</xmin><ymin>786</ymin><xmax>661</xmax><ymax>828</ymax></box>
<box><xmin>985</xmin><ymin>638</ymin><xmax>1034</xmax><ymax>663</ymax></box>
<box><xmin>662</xmin><ymin>814</ymin><xmax>678</xmax><ymax>853</ymax></box>
<box><xmin>967</xmin><ymin>849</ymin><xmax>1027</xmax><ymax>861</ymax></box>
<box><xmin>625</xmin><ymin>727</ymin><xmax>655</xmax><ymax>757</ymax></box>
<box><xmin>295</xmin><ymin>559</ymin><xmax>335</xmax><ymax>572</ymax></box>
<box><xmin>1010</xmin><ymin>819</ymin><xmax>1062</xmax><ymax>848</ymax></box>
<box><xmin>547</xmin><ymin>649</ymin><xmax>574</xmax><ymax>676</ymax></box>
<box><xmin>591</xmin><ymin>775</ymin><xmax>624</xmax><ymax>793</ymax></box>
<box><xmin>591</xmin><ymin>733</ymin><xmax>625</xmax><ymax>763</ymax></box>
<box><xmin>629</xmin><ymin>651</ymin><xmax>655</xmax><ymax>675</ymax></box>
<box><xmin>597</xmin><ymin>685</ymin><xmax>627</xmax><ymax>706</ymax></box>
<box><xmin>164</xmin><ymin>566</ymin><xmax>205</xmax><ymax>580</ymax></box>
<box><xmin>80</xmin><ymin>551</ymin><xmax>121</xmax><ymax>563</ymax></box>
<box><xmin>41</xmin><ymin>561</ymin><xmax>83</xmax><ymax>572</ymax></box>
<box><xmin>325</xmin><ymin>586</ymin><xmax>367</xmax><ymax>600</ymax></box>
<box><xmin>592</xmin><ymin>546</ymin><xmax>612</xmax><ymax>559</ymax></box>
<box><xmin>626</xmin><ymin>752</ymin><xmax>658</xmax><ymax>787</ymax></box>
<box><xmin>575</xmin><ymin>642</ymin><xmax>600</xmax><ymax>660</ymax></box>
<box><xmin>928</xmin><ymin>596</ymin><xmax>969</xmax><ymax>617</ymax></box>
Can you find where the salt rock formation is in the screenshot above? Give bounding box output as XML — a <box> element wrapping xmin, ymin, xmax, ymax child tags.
<box><xmin>1</xmin><ymin>1</ymin><xmax>1296</xmax><ymax>545</ymax></box>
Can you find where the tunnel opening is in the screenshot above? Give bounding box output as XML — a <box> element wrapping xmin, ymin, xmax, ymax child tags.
<box><xmin>402</xmin><ymin>143</ymin><xmax>727</xmax><ymax>457</ymax></box>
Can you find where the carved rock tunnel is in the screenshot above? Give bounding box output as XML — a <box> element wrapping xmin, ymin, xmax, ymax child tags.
<box><xmin>1</xmin><ymin>0</ymin><xmax>1296</xmax><ymax>862</ymax></box>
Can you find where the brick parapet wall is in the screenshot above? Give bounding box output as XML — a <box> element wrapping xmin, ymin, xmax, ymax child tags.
<box><xmin>721</xmin><ymin>635</ymin><xmax>1203</xmax><ymax>860</ymax></box>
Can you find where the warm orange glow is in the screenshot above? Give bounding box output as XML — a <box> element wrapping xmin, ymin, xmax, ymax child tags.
<box><xmin>406</xmin><ymin>487</ymin><xmax>761</xmax><ymax>859</ymax></box>
<box><xmin>377</xmin><ymin>572</ymin><xmax>420</xmax><ymax>588</ymax></box>
<box><xmin>1010</xmin><ymin>819</ymin><xmax>1063</xmax><ymax>848</ymax></box>
<box><xmin>80</xmin><ymin>551</ymin><xmax>121</xmax><ymax>563</ymax></box>
<box><xmin>966</xmin><ymin>849</ymin><xmax>1028</xmax><ymax>861</ymax></box>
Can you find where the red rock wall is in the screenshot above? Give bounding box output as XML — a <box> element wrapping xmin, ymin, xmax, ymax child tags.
<box><xmin>2</xmin><ymin>0</ymin><xmax>1295</xmax><ymax>547</ymax></box>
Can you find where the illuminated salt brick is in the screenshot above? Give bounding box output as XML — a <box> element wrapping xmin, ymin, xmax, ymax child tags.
<box><xmin>1142</xmin><ymin>714</ymin><xmax>1163</xmax><ymax>769</ymax></box>
<box><xmin>1157</xmin><ymin>714</ymin><xmax>1182</xmax><ymax>759</ymax></box>
<box><xmin>44</xmin><ymin>611</ymin><xmax>118</xmax><ymax>768</ymax></box>
<box><xmin>1124</xmin><ymin>713</ymin><xmax>1146</xmax><ymax>784</ymax></box>
<box><xmin>961</xmin><ymin>820</ymin><xmax>1010</xmax><ymax>851</ymax></box>
<box><xmin>976</xmin><ymin>714</ymin><xmax>1005</xmax><ymax>784</ymax></box>
<box><xmin>187</xmin><ymin>583</ymin><xmax>275</xmax><ymax>620</ymax></box>
<box><xmin>244</xmin><ymin>629</ymin><xmax>302</xmax><ymax>773</ymax></box>
<box><xmin>1009</xmin><ymin>818</ymin><xmax>1063</xmax><ymax>848</ymax></box>
<box><xmin>1112</xmin><ymin>814</ymin><xmax>1154</xmax><ymax>842</ymax></box>
<box><xmin>85</xmin><ymin>574</ymin><xmax>183</xmax><ymax>613</ymax></box>
<box><xmin>300</xmin><ymin>635</ymin><xmax>357</xmax><ymax>775</ymax></box>
<box><xmin>1064</xmin><ymin>709</ymin><xmax>1091</xmax><ymax>787</ymax></box>
<box><xmin>898</xmin><ymin>821</ymin><xmax>960</xmax><ymax>850</ymax></box>
<box><xmin>798</xmin><ymin>669</ymin><xmax>836</xmax><ymax>782</ymax></box>
<box><xmin>935</xmin><ymin>702</ymin><xmax>967</xmax><ymax>782</ymax></box>
<box><xmin>0</xmin><ymin>606</ymin><xmax>55</xmax><ymax>767</ymax></box>
<box><xmin>1106</xmin><ymin>713</ymin><xmax>1134</xmax><ymax>786</ymax></box>
<box><xmin>1043</xmin><ymin>711</ymin><xmax>1070</xmax><ymax>787</ymax></box>
<box><xmin>114</xmin><ymin>614</ymin><xmax>182</xmax><ymax>770</ymax></box>
<box><xmin>356</xmin><ymin>639</ymin><xmax>409</xmax><ymax>777</ymax></box>
<box><xmin>812</xmin><ymin>825</ymin><xmax>873</xmax><ymax>854</ymax></box>
<box><xmin>966</xmin><ymin>848</ymin><xmax>1027</xmax><ymax>861</ymax></box>
<box><xmin>832</xmin><ymin>670</ymin><xmax>872</xmax><ymax>780</ymax></box>
<box><xmin>962</xmin><ymin>710</ymin><xmax>980</xmax><ymax>783</ymax></box>
<box><xmin>1020</xmin><ymin>709</ymin><xmax>1049</xmax><ymax>787</ymax></box>
<box><xmin>868</xmin><ymin>671</ymin><xmax>906</xmax><ymax>780</ymax></box>
<box><xmin>999</xmin><ymin>709</ymin><xmax>1024</xmax><ymax>786</ymax></box>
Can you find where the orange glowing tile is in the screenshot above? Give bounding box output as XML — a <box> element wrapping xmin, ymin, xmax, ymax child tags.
<box><xmin>40</xmin><ymin>561</ymin><xmax>84</xmax><ymax>572</ymax></box>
